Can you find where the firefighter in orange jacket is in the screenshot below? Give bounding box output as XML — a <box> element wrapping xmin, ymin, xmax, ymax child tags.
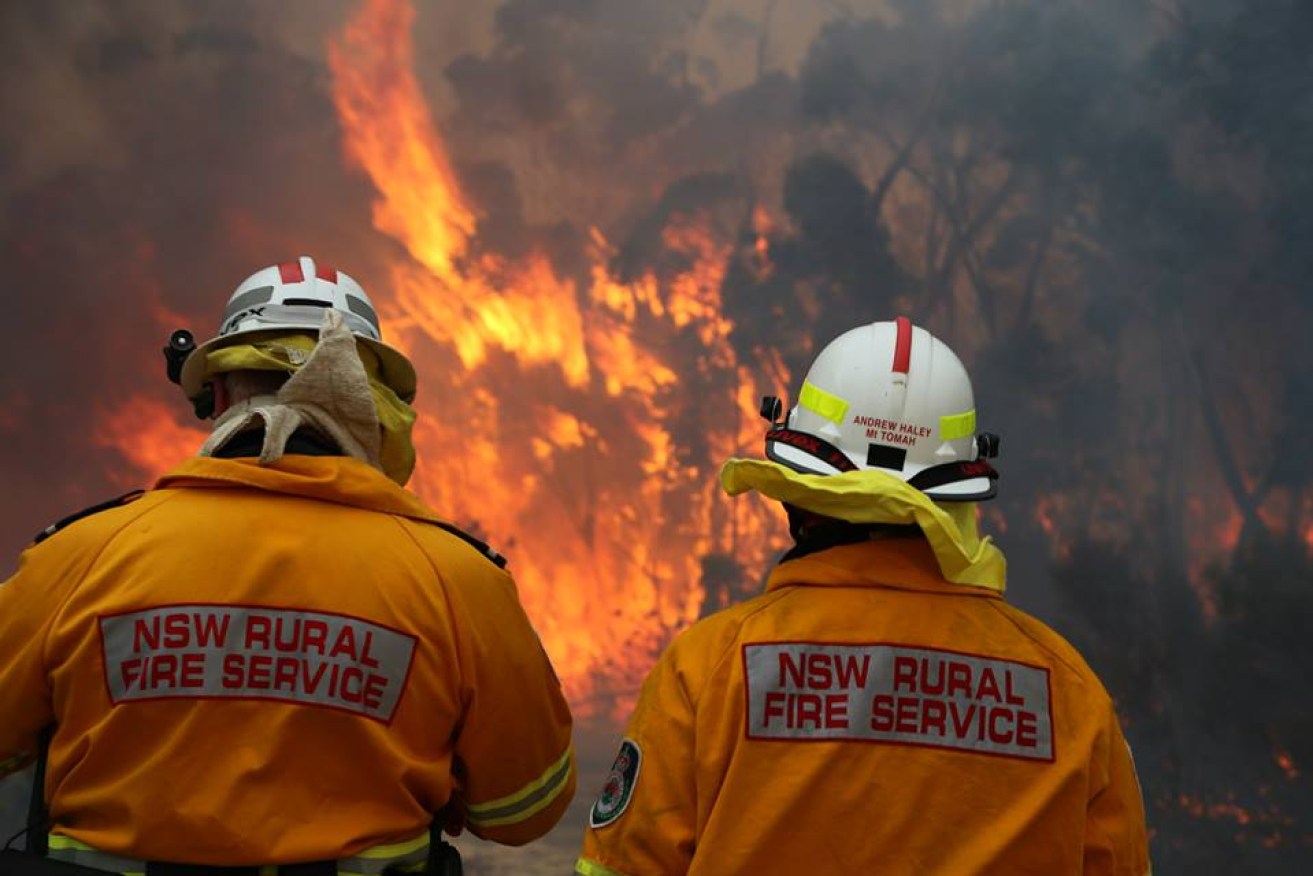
<box><xmin>577</xmin><ymin>318</ymin><xmax>1150</xmax><ymax>876</ymax></box>
<box><xmin>0</xmin><ymin>257</ymin><xmax>574</xmax><ymax>872</ymax></box>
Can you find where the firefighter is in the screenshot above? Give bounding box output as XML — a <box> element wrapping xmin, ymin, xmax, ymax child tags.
<box><xmin>577</xmin><ymin>318</ymin><xmax>1150</xmax><ymax>875</ymax></box>
<box><xmin>0</xmin><ymin>258</ymin><xmax>574</xmax><ymax>875</ymax></box>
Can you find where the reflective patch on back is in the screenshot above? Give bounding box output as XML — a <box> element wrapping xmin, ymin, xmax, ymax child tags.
<box><xmin>589</xmin><ymin>738</ymin><xmax>641</xmax><ymax>828</ymax></box>
<box><xmin>743</xmin><ymin>642</ymin><xmax>1053</xmax><ymax>762</ymax></box>
<box><xmin>99</xmin><ymin>604</ymin><xmax>416</xmax><ymax>723</ymax></box>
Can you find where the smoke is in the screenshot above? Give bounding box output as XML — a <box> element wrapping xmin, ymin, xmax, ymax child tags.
<box><xmin>1</xmin><ymin>0</ymin><xmax>1310</xmax><ymax>869</ymax></box>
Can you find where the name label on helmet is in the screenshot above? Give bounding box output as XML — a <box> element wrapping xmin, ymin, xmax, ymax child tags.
<box><xmin>852</xmin><ymin>415</ymin><xmax>932</xmax><ymax>446</ymax></box>
<box><xmin>99</xmin><ymin>604</ymin><xmax>416</xmax><ymax>723</ymax></box>
<box><xmin>743</xmin><ymin>642</ymin><xmax>1053</xmax><ymax>762</ymax></box>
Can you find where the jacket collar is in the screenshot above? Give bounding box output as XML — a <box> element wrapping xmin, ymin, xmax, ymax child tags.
<box><xmin>155</xmin><ymin>455</ymin><xmax>442</xmax><ymax>525</ymax></box>
<box><xmin>767</xmin><ymin>538</ymin><xmax>1004</xmax><ymax>600</ymax></box>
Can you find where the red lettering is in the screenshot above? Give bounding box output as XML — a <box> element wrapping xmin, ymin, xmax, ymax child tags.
<box><xmin>824</xmin><ymin>693</ymin><xmax>849</xmax><ymax>729</ymax></box>
<box><xmin>245</xmin><ymin>615</ymin><xmax>271</xmax><ymax>649</ymax></box>
<box><xmin>950</xmin><ymin>701</ymin><xmax>976</xmax><ymax>737</ymax></box>
<box><xmin>895</xmin><ymin>697</ymin><xmax>919</xmax><ymax>733</ymax></box>
<box><xmin>1004</xmin><ymin>670</ymin><xmax>1026</xmax><ymax>705</ymax></box>
<box><xmin>120</xmin><ymin>657</ymin><xmax>143</xmax><ymax>689</ymax></box>
<box><xmin>273</xmin><ymin>657</ymin><xmax>300</xmax><ymax>691</ymax></box>
<box><xmin>987</xmin><ymin>707</ymin><xmax>1014</xmax><ymax>744</ymax></box>
<box><xmin>340</xmin><ymin>667</ymin><xmax>365</xmax><ymax>703</ymax></box>
<box><xmin>946</xmin><ymin>662</ymin><xmax>973</xmax><ymax>698</ymax></box>
<box><xmin>833</xmin><ymin>654</ymin><xmax>870</xmax><ymax>688</ymax></box>
<box><xmin>133</xmin><ymin>617</ymin><xmax>160</xmax><ymax>652</ymax></box>
<box><xmin>301</xmin><ymin>660</ymin><xmax>328</xmax><ymax>693</ymax></box>
<box><xmin>163</xmin><ymin>612</ymin><xmax>190</xmax><ymax>648</ymax></box>
<box><xmin>893</xmin><ymin>656</ymin><xmax>918</xmax><ymax>692</ymax></box>
<box><xmin>870</xmin><ymin>694</ymin><xmax>895</xmax><ymax>732</ymax></box>
<box><xmin>806</xmin><ymin>655</ymin><xmax>832</xmax><ymax>688</ymax></box>
<box><xmin>194</xmin><ymin>612</ymin><xmax>229</xmax><ymax>647</ymax></box>
<box><xmin>363</xmin><ymin>673</ymin><xmax>388</xmax><ymax>711</ymax></box>
<box><xmin>765</xmin><ymin>691</ymin><xmax>853</xmax><ymax>729</ymax></box>
<box><xmin>976</xmin><ymin>668</ymin><xmax>1001</xmax><ymax>702</ymax></box>
<box><xmin>148</xmin><ymin>653</ymin><xmax>178</xmax><ymax>689</ymax></box>
<box><xmin>795</xmin><ymin>693</ymin><xmax>823</xmax><ymax>728</ymax></box>
<box><xmin>920</xmin><ymin>699</ymin><xmax>947</xmax><ymax>736</ymax></box>
<box><xmin>1016</xmin><ymin>711</ymin><xmax>1039</xmax><ymax>747</ymax></box>
<box><xmin>246</xmin><ymin>654</ymin><xmax>272</xmax><ymax>688</ymax></box>
<box><xmin>222</xmin><ymin>654</ymin><xmax>244</xmax><ymax>688</ymax></box>
<box><xmin>179</xmin><ymin>653</ymin><xmax>205</xmax><ymax>688</ymax></box>
<box><xmin>303</xmin><ymin>620</ymin><xmax>329</xmax><ymax>655</ymax></box>
<box><xmin>329</xmin><ymin>626</ymin><xmax>358</xmax><ymax>661</ymax></box>
<box><xmin>273</xmin><ymin>618</ymin><xmax>301</xmax><ymax>652</ymax></box>
<box><xmin>778</xmin><ymin>652</ymin><xmax>805</xmax><ymax>688</ymax></box>
<box><xmin>360</xmin><ymin>632</ymin><xmax>380</xmax><ymax>669</ymax></box>
<box><xmin>919</xmin><ymin>658</ymin><xmax>945</xmax><ymax>695</ymax></box>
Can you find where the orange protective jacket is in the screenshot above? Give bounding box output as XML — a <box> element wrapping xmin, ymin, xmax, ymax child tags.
<box><xmin>578</xmin><ymin>538</ymin><xmax>1150</xmax><ymax>876</ymax></box>
<box><xmin>0</xmin><ymin>455</ymin><xmax>574</xmax><ymax>864</ymax></box>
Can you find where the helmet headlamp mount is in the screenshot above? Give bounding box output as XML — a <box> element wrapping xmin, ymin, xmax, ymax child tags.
<box><xmin>162</xmin><ymin>328</ymin><xmax>214</xmax><ymax>420</ymax></box>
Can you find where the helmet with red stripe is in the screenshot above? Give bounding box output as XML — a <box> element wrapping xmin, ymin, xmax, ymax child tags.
<box><xmin>763</xmin><ymin>317</ymin><xmax>998</xmax><ymax>500</ymax></box>
<box><xmin>179</xmin><ymin>256</ymin><xmax>416</xmax><ymax>403</ymax></box>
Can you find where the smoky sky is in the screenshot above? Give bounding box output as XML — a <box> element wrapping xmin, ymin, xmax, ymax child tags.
<box><xmin>1</xmin><ymin>0</ymin><xmax>1310</xmax><ymax>868</ymax></box>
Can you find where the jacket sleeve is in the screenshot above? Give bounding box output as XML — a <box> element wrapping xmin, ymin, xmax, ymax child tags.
<box><xmin>0</xmin><ymin>539</ymin><xmax>88</xmax><ymax>778</ymax></box>
<box><xmin>1084</xmin><ymin>701</ymin><xmax>1153</xmax><ymax>876</ymax></box>
<box><xmin>577</xmin><ymin>647</ymin><xmax>697</xmax><ymax>876</ymax></box>
<box><xmin>441</xmin><ymin>550</ymin><xmax>575</xmax><ymax>846</ymax></box>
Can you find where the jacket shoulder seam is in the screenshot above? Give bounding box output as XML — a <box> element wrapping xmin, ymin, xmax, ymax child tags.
<box><xmin>692</xmin><ymin>588</ymin><xmax>795</xmax><ymax>711</ymax></box>
<box><xmin>984</xmin><ymin>600</ymin><xmax>1102</xmax><ymax>687</ymax></box>
<box><xmin>39</xmin><ymin>491</ymin><xmax>184</xmax><ymax>667</ymax></box>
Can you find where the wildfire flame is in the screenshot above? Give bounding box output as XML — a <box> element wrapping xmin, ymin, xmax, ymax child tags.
<box><xmin>94</xmin><ymin>397</ymin><xmax>210</xmax><ymax>490</ymax></box>
<box><xmin>322</xmin><ymin>0</ymin><xmax>783</xmax><ymax>719</ymax></box>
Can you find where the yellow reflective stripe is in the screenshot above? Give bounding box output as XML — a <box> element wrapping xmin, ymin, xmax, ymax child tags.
<box><xmin>575</xmin><ymin>858</ymin><xmax>632</xmax><ymax>876</ymax></box>
<box><xmin>50</xmin><ymin>831</ymin><xmax>425</xmax><ymax>876</ymax></box>
<box><xmin>939</xmin><ymin>409</ymin><xmax>976</xmax><ymax>440</ymax></box>
<box><xmin>349</xmin><ymin>832</ymin><xmax>428</xmax><ymax>859</ymax></box>
<box><xmin>48</xmin><ymin>834</ymin><xmax>146</xmax><ymax>874</ymax></box>
<box><xmin>799</xmin><ymin>381</ymin><xmax>848</xmax><ymax>424</ymax></box>
<box><xmin>465</xmin><ymin>746</ymin><xmax>573</xmax><ymax>828</ymax></box>
<box><xmin>337</xmin><ymin>831</ymin><xmax>429</xmax><ymax>875</ymax></box>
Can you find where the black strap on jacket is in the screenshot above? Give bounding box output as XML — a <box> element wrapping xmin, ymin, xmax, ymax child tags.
<box><xmin>25</xmin><ymin>726</ymin><xmax>53</xmax><ymax>856</ymax></box>
<box><xmin>425</xmin><ymin>823</ymin><xmax>462</xmax><ymax>876</ymax></box>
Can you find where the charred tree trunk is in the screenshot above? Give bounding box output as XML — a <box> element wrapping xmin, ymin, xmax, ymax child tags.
<box><xmin>1175</xmin><ymin>314</ymin><xmax>1268</xmax><ymax>541</ymax></box>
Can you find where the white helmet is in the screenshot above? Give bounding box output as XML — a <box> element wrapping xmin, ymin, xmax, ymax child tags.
<box><xmin>763</xmin><ymin>317</ymin><xmax>999</xmax><ymax>500</ymax></box>
<box><xmin>179</xmin><ymin>256</ymin><xmax>417</xmax><ymax>403</ymax></box>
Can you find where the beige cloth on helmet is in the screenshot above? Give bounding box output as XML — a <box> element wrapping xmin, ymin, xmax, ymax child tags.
<box><xmin>201</xmin><ymin>309</ymin><xmax>394</xmax><ymax>479</ymax></box>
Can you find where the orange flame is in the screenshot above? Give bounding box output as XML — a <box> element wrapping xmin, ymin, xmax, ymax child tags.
<box><xmin>326</xmin><ymin>0</ymin><xmax>785</xmax><ymax>720</ymax></box>
<box><xmin>94</xmin><ymin>397</ymin><xmax>209</xmax><ymax>488</ymax></box>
